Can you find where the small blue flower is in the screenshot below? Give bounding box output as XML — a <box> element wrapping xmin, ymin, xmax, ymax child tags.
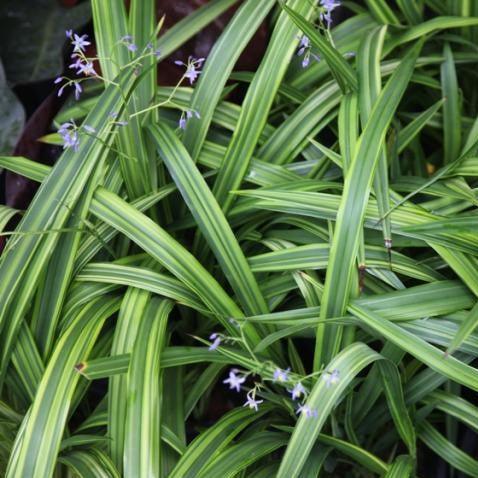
<box><xmin>175</xmin><ymin>57</ymin><xmax>205</xmax><ymax>85</ymax></box>
<box><xmin>58</xmin><ymin>122</ymin><xmax>80</xmax><ymax>151</ymax></box>
<box><xmin>121</xmin><ymin>35</ymin><xmax>138</xmax><ymax>53</ymax></box>
<box><xmin>289</xmin><ymin>382</ymin><xmax>307</xmax><ymax>400</ymax></box>
<box><xmin>296</xmin><ymin>35</ymin><xmax>314</xmax><ymax>68</ymax></box>
<box><xmin>297</xmin><ymin>35</ymin><xmax>310</xmax><ymax>56</ymax></box>
<box><xmin>296</xmin><ymin>404</ymin><xmax>318</xmax><ymax>418</ymax></box>
<box><xmin>273</xmin><ymin>367</ymin><xmax>290</xmax><ymax>383</ymax></box>
<box><xmin>69</xmin><ymin>55</ymin><xmax>82</xmax><ymax>71</ymax></box>
<box><xmin>65</xmin><ymin>29</ymin><xmax>73</xmax><ymax>39</ymax></box>
<box><xmin>179</xmin><ymin>109</ymin><xmax>200</xmax><ymax>129</ymax></box>
<box><xmin>77</xmin><ymin>61</ymin><xmax>97</xmax><ymax>77</ymax></box>
<box><xmin>74</xmin><ymin>82</ymin><xmax>82</xmax><ymax>100</ymax></box>
<box><xmin>208</xmin><ymin>333</ymin><xmax>222</xmax><ymax>351</ymax></box>
<box><xmin>320</xmin><ymin>0</ymin><xmax>340</xmax><ymax>28</ymax></box>
<box><xmin>243</xmin><ymin>391</ymin><xmax>263</xmax><ymax>412</ymax></box>
<box><xmin>154</xmin><ymin>49</ymin><xmax>162</xmax><ymax>59</ymax></box>
<box><xmin>323</xmin><ymin>369</ymin><xmax>340</xmax><ymax>388</ymax></box>
<box><xmin>71</xmin><ymin>33</ymin><xmax>91</xmax><ymax>53</ymax></box>
<box><xmin>223</xmin><ymin>369</ymin><xmax>246</xmax><ymax>392</ymax></box>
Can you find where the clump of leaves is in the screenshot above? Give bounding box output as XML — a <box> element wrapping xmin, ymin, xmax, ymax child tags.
<box><xmin>1</xmin><ymin>0</ymin><xmax>478</xmax><ymax>477</ymax></box>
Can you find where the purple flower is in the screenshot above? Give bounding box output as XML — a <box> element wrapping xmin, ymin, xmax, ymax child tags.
<box><xmin>273</xmin><ymin>367</ymin><xmax>290</xmax><ymax>383</ymax></box>
<box><xmin>208</xmin><ymin>333</ymin><xmax>222</xmax><ymax>351</ymax></box>
<box><xmin>243</xmin><ymin>392</ymin><xmax>263</xmax><ymax>412</ymax></box>
<box><xmin>71</xmin><ymin>33</ymin><xmax>91</xmax><ymax>53</ymax></box>
<box><xmin>320</xmin><ymin>0</ymin><xmax>340</xmax><ymax>28</ymax></box>
<box><xmin>54</xmin><ymin>77</ymin><xmax>62</xmax><ymax>84</ymax></box>
<box><xmin>175</xmin><ymin>57</ymin><xmax>205</xmax><ymax>85</ymax></box>
<box><xmin>58</xmin><ymin>122</ymin><xmax>80</xmax><ymax>151</ymax></box>
<box><xmin>185</xmin><ymin>64</ymin><xmax>200</xmax><ymax>84</ymax></box>
<box><xmin>74</xmin><ymin>82</ymin><xmax>82</xmax><ymax>100</ymax></box>
<box><xmin>323</xmin><ymin>369</ymin><xmax>340</xmax><ymax>388</ymax></box>
<box><xmin>121</xmin><ymin>35</ymin><xmax>133</xmax><ymax>42</ymax></box>
<box><xmin>289</xmin><ymin>382</ymin><xmax>307</xmax><ymax>400</ymax></box>
<box><xmin>66</xmin><ymin>29</ymin><xmax>73</xmax><ymax>39</ymax></box>
<box><xmin>297</xmin><ymin>35</ymin><xmax>310</xmax><ymax>56</ymax></box>
<box><xmin>77</xmin><ymin>62</ymin><xmax>97</xmax><ymax>77</ymax></box>
<box><xmin>296</xmin><ymin>404</ymin><xmax>318</xmax><ymax>418</ymax></box>
<box><xmin>297</xmin><ymin>35</ymin><xmax>313</xmax><ymax>68</ymax></box>
<box><xmin>57</xmin><ymin>84</ymin><xmax>66</xmax><ymax>97</ymax></box>
<box><xmin>178</xmin><ymin>109</ymin><xmax>200</xmax><ymax>130</ymax></box>
<box><xmin>154</xmin><ymin>49</ymin><xmax>162</xmax><ymax>59</ymax></box>
<box><xmin>223</xmin><ymin>369</ymin><xmax>246</xmax><ymax>392</ymax></box>
<box><xmin>69</xmin><ymin>55</ymin><xmax>83</xmax><ymax>71</ymax></box>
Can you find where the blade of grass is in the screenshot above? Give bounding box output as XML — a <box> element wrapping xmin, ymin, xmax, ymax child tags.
<box><xmin>148</xmin><ymin>123</ymin><xmax>269</xmax><ymax>316</ymax></box>
<box><xmin>124</xmin><ymin>299</ymin><xmax>172</xmax><ymax>477</ymax></box>
<box><xmin>318</xmin><ymin>40</ymin><xmax>422</xmax><ymax>365</ymax></box>
<box><xmin>441</xmin><ymin>42</ymin><xmax>461</xmax><ymax>165</ymax></box>
<box><xmin>181</xmin><ymin>0</ymin><xmax>276</xmax><ymax>161</ymax></box>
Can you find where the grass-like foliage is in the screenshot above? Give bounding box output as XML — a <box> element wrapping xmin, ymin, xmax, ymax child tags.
<box><xmin>1</xmin><ymin>0</ymin><xmax>478</xmax><ymax>476</ymax></box>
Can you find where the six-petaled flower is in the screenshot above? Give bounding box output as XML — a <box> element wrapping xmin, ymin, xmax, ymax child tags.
<box><xmin>323</xmin><ymin>369</ymin><xmax>340</xmax><ymax>388</ymax></box>
<box><xmin>273</xmin><ymin>367</ymin><xmax>290</xmax><ymax>382</ymax></box>
<box><xmin>77</xmin><ymin>61</ymin><xmax>97</xmax><ymax>77</ymax></box>
<box><xmin>71</xmin><ymin>33</ymin><xmax>91</xmax><ymax>52</ymax></box>
<box><xmin>290</xmin><ymin>382</ymin><xmax>307</xmax><ymax>400</ymax></box>
<box><xmin>58</xmin><ymin>122</ymin><xmax>80</xmax><ymax>151</ymax></box>
<box><xmin>243</xmin><ymin>391</ymin><xmax>263</xmax><ymax>412</ymax></box>
<box><xmin>296</xmin><ymin>404</ymin><xmax>318</xmax><ymax>418</ymax></box>
<box><xmin>175</xmin><ymin>57</ymin><xmax>205</xmax><ymax>85</ymax></box>
<box><xmin>223</xmin><ymin>369</ymin><xmax>246</xmax><ymax>392</ymax></box>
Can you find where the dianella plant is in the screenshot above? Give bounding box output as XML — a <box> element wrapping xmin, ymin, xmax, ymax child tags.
<box><xmin>1</xmin><ymin>0</ymin><xmax>478</xmax><ymax>476</ymax></box>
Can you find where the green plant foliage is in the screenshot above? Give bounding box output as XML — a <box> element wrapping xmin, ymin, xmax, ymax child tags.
<box><xmin>1</xmin><ymin>1</ymin><xmax>478</xmax><ymax>476</ymax></box>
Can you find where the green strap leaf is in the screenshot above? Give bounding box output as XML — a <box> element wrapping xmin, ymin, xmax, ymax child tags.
<box><xmin>319</xmin><ymin>40</ymin><xmax>422</xmax><ymax>363</ymax></box>
<box><xmin>148</xmin><ymin>123</ymin><xmax>269</xmax><ymax>316</ymax></box>
<box><xmin>277</xmin><ymin>343</ymin><xmax>381</xmax><ymax>477</ymax></box>
<box><xmin>124</xmin><ymin>299</ymin><xmax>172</xmax><ymax>477</ymax></box>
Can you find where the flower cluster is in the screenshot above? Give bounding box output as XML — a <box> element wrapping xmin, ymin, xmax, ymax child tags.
<box><xmin>209</xmin><ymin>331</ymin><xmax>341</xmax><ymax>417</ymax></box>
<box><xmin>296</xmin><ymin>35</ymin><xmax>320</xmax><ymax>68</ymax></box>
<box><xmin>55</xmin><ymin>30</ymin><xmax>97</xmax><ymax>102</ymax></box>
